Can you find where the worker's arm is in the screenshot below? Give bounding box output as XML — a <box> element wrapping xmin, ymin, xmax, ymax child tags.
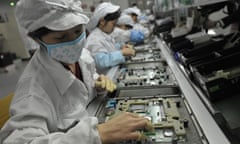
<box><xmin>94</xmin><ymin>51</ymin><xmax>125</xmax><ymax>69</ymax></box>
<box><xmin>0</xmin><ymin>95</ymin><xmax>101</xmax><ymax>144</ymax></box>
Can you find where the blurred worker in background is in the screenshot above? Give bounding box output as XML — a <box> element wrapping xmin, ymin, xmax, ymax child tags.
<box><xmin>111</xmin><ymin>14</ymin><xmax>145</xmax><ymax>46</ymax></box>
<box><xmin>86</xmin><ymin>2</ymin><xmax>136</xmax><ymax>75</ymax></box>
<box><xmin>124</xmin><ymin>7</ymin><xmax>150</xmax><ymax>40</ymax></box>
<box><xmin>0</xmin><ymin>0</ymin><xmax>151</xmax><ymax>144</ymax></box>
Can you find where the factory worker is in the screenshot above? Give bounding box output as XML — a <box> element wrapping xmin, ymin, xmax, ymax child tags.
<box><xmin>86</xmin><ymin>2</ymin><xmax>136</xmax><ymax>75</ymax></box>
<box><xmin>124</xmin><ymin>7</ymin><xmax>150</xmax><ymax>39</ymax></box>
<box><xmin>0</xmin><ymin>0</ymin><xmax>151</xmax><ymax>144</ymax></box>
<box><xmin>111</xmin><ymin>14</ymin><xmax>145</xmax><ymax>45</ymax></box>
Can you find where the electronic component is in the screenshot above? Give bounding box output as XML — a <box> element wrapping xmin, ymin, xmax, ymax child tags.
<box><xmin>192</xmin><ymin>66</ymin><xmax>240</xmax><ymax>101</ymax></box>
<box><xmin>126</xmin><ymin>49</ymin><xmax>163</xmax><ymax>63</ymax></box>
<box><xmin>97</xmin><ymin>95</ymin><xmax>203</xmax><ymax>144</ymax></box>
<box><xmin>104</xmin><ymin>98</ymin><xmax>186</xmax><ymax>143</ymax></box>
<box><xmin>117</xmin><ymin>62</ymin><xmax>176</xmax><ymax>88</ymax></box>
<box><xmin>134</xmin><ymin>43</ymin><xmax>159</xmax><ymax>52</ymax></box>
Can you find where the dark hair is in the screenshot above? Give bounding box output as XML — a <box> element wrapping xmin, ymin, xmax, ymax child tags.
<box><xmin>125</xmin><ymin>24</ymin><xmax>133</xmax><ymax>29</ymax></box>
<box><xmin>130</xmin><ymin>13</ymin><xmax>138</xmax><ymax>17</ymax></box>
<box><xmin>28</xmin><ymin>27</ymin><xmax>54</xmax><ymax>39</ymax></box>
<box><xmin>131</xmin><ymin>3</ymin><xmax>137</xmax><ymax>7</ymax></box>
<box><xmin>104</xmin><ymin>10</ymin><xmax>121</xmax><ymax>21</ymax></box>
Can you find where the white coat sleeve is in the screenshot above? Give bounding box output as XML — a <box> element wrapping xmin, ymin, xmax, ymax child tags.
<box><xmin>0</xmin><ymin>95</ymin><xmax>102</xmax><ymax>144</ymax></box>
<box><xmin>134</xmin><ymin>24</ymin><xmax>150</xmax><ymax>38</ymax></box>
<box><xmin>80</xmin><ymin>48</ymin><xmax>99</xmax><ymax>81</ymax></box>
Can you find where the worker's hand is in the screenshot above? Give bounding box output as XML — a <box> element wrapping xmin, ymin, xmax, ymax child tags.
<box><xmin>97</xmin><ymin>112</ymin><xmax>154</xmax><ymax>143</ymax></box>
<box><xmin>121</xmin><ymin>44</ymin><xmax>136</xmax><ymax>56</ymax></box>
<box><xmin>95</xmin><ymin>75</ymin><xmax>116</xmax><ymax>93</ymax></box>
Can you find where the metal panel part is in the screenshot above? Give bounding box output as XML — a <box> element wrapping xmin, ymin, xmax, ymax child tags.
<box><xmin>97</xmin><ymin>94</ymin><xmax>203</xmax><ymax>144</ymax></box>
<box><xmin>116</xmin><ymin>62</ymin><xmax>178</xmax><ymax>90</ymax></box>
<box><xmin>156</xmin><ymin>38</ymin><xmax>230</xmax><ymax>144</ymax></box>
<box><xmin>116</xmin><ymin>87</ymin><xmax>180</xmax><ymax>97</ymax></box>
<box><xmin>126</xmin><ymin>49</ymin><xmax>163</xmax><ymax>64</ymax></box>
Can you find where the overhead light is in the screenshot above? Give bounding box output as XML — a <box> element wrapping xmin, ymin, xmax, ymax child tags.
<box><xmin>10</xmin><ymin>2</ymin><xmax>15</xmax><ymax>7</ymax></box>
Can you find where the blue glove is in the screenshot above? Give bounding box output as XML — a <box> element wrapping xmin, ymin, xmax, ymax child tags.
<box><xmin>130</xmin><ymin>30</ymin><xmax>145</xmax><ymax>43</ymax></box>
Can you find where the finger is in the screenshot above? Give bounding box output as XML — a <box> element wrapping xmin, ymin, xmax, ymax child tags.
<box><xmin>105</xmin><ymin>79</ymin><xmax>111</xmax><ymax>92</ymax></box>
<box><xmin>132</xmin><ymin>50</ymin><xmax>136</xmax><ymax>56</ymax></box>
<box><xmin>131</xmin><ymin>118</ymin><xmax>151</xmax><ymax>130</ymax></box>
<box><xmin>124</xmin><ymin>112</ymin><xmax>140</xmax><ymax>118</ymax></box>
<box><xmin>111</xmin><ymin>82</ymin><xmax>117</xmax><ymax>91</ymax></box>
<box><xmin>107</xmin><ymin>80</ymin><xmax>114</xmax><ymax>92</ymax></box>
<box><xmin>96</xmin><ymin>75</ymin><xmax>105</xmax><ymax>88</ymax></box>
<box><xmin>95</xmin><ymin>81</ymin><xmax>102</xmax><ymax>87</ymax></box>
<box><xmin>98</xmin><ymin>74</ymin><xmax>104</xmax><ymax>81</ymax></box>
<box><xmin>101</xmin><ymin>79</ymin><xmax>106</xmax><ymax>89</ymax></box>
<box><xmin>110</xmin><ymin>81</ymin><xmax>116</xmax><ymax>92</ymax></box>
<box><xmin>108</xmin><ymin>82</ymin><xmax>114</xmax><ymax>92</ymax></box>
<box><xmin>137</xmin><ymin>131</ymin><xmax>147</xmax><ymax>141</ymax></box>
<box><xmin>145</xmin><ymin>120</ymin><xmax>154</xmax><ymax>132</ymax></box>
<box><xmin>113</xmin><ymin>83</ymin><xmax>117</xmax><ymax>90</ymax></box>
<box><xmin>127</xmin><ymin>44</ymin><xmax>133</xmax><ymax>49</ymax></box>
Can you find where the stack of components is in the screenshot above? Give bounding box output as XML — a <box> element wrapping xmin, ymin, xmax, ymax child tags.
<box><xmin>164</xmin><ymin>31</ymin><xmax>240</xmax><ymax>102</ymax></box>
<box><xmin>158</xmin><ymin>28</ymin><xmax>240</xmax><ymax>142</ymax></box>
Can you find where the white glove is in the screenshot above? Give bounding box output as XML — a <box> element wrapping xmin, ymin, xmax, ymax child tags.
<box><xmin>95</xmin><ymin>75</ymin><xmax>117</xmax><ymax>92</ymax></box>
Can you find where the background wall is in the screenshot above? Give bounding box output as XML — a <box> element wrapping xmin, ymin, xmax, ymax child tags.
<box><xmin>0</xmin><ymin>0</ymin><xmax>149</xmax><ymax>59</ymax></box>
<box><xmin>81</xmin><ymin>0</ymin><xmax>129</xmax><ymax>11</ymax></box>
<box><xmin>0</xmin><ymin>0</ymin><xmax>30</xmax><ymax>58</ymax></box>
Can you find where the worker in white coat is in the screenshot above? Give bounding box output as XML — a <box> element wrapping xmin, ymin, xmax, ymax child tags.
<box><xmin>86</xmin><ymin>2</ymin><xmax>136</xmax><ymax>75</ymax></box>
<box><xmin>111</xmin><ymin>14</ymin><xmax>145</xmax><ymax>45</ymax></box>
<box><xmin>124</xmin><ymin>7</ymin><xmax>150</xmax><ymax>39</ymax></box>
<box><xmin>0</xmin><ymin>0</ymin><xmax>151</xmax><ymax>144</ymax></box>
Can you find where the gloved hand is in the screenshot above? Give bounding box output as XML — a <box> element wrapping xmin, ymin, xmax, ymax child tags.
<box><xmin>95</xmin><ymin>75</ymin><xmax>116</xmax><ymax>92</ymax></box>
<box><xmin>130</xmin><ymin>30</ymin><xmax>145</xmax><ymax>43</ymax></box>
<box><xmin>121</xmin><ymin>44</ymin><xmax>136</xmax><ymax>56</ymax></box>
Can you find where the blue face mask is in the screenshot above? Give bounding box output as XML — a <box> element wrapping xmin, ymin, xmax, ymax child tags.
<box><xmin>40</xmin><ymin>32</ymin><xmax>86</xmax><ymax>64</ymax></box>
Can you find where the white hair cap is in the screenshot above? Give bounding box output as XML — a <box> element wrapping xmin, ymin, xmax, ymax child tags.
<box><xmin>15</xmin><ymin>0</ymin><xmax>89</xmax><ymax>32</ymax></box>
<box><xmin>117</xmin><ymin>14</ymin><xmax>134</xmax><ymax>27</ymax></box>
<box><xmin>123</xmin><ymin>7</ymin><xmax>141</xmax><ymax>16</ymax></box>
<box><xmin>86</xmin><ymin>2</ymin><xmax>120</xmax><ymax>32</ymax></box>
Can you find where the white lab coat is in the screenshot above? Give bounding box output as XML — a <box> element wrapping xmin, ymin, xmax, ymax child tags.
<box><xmin>111</xmin><ymin>27</ymin><xmax>131</xmax><ymax>44</ymax></box>
<box><xmin>86</xmin><ymin>28</ymin><xmax>117</xmax><ymax>54</ymax></box>
<box><xmin>0</xmin><ymin>47</ymin><xmax>102</xmax><ymax>144</ymax></box>
<box><xmin>86</xmin><ymin>28</ymin><xmax>121</xmax><ymax>74</ymax></box>
<box><xmin>133</xmin><ymin>23</ymin><xmax>150</xmax><ymax>38</ymax></box>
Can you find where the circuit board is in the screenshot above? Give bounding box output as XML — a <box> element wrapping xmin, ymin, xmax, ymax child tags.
<box><xmin>105</xmin><ymin>98</ymin><xmax>186</xmax><ymax>143</ymax></box>
<box><xmin>126</xmin><ymin>49</ymin><xmax>163</xmax><ymax>63</ymax></box>
<box><xmin>96</xmin><ymin>94</ymin><xmax>203</xmax><ymax>144</ymax></box>
<box><xmin>134</xmin><ymin>43</ymin><xmax>159</xmax><ymax>52</ymax></box>
<box><xmin>117</xmin><ymin>62</ymin><xmax>176</xmax><ymax>88</ymax></box>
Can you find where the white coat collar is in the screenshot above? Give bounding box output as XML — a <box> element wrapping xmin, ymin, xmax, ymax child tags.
<box><xmin>37</xmin><ymin>47</ymin><xmax>76</xmax><ymax>95</ymax></box>
<box><xmin>96</xmin><ymin>28</ymin><xmax>115</xmax><ymax>42</ymax></box>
